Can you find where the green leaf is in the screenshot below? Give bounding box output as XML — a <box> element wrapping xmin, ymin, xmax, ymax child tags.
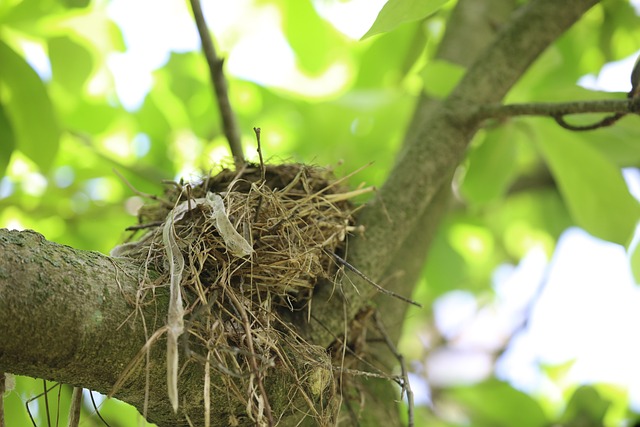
<box><xmin>448</xmin><ymin>379</ymin><xmax>548</xmax><ymax>427</ymax></box>
<box><xmin>461</xmin><ymin>124</ymin><xmax>518</xmax><ymax>204</ymax></box>
<box><xmin>362</xmin><ymin>0</ymin><xmax>450</xmax><ymax>40</ymax></box>
<box><xmin>280</xmin><ymin>0</ymin><xmax>345</xmax><ymax>75</ymax></box>
<box><xmin>559</xmin><ymin>386</ymin><xmax>610</xmax><ymax>426</ymax></box>
<box><xmin>631</xmin><ymin>242</ymin><xmax>640</xmax><ymax>284</ymax></box>
<box><xmin>0</xmin><ymin>41</ymin><xmax>60</xmax><ymax>171</ymax></box>
<box><xmin>0</xmin><ymin>102</ymin><xmax>16</xmax><ymax>177</ymax></box>
<box><xmin>535</xmin><ymin>121</ymin><xmax>640</xmax><ymax>245</ymax></box>
<box><xmin>48</xmin><ymin>35</ymin><xmax>94</xmax><ymax>94</ymax></box>
<box><xmin>420</xmin><ymin>59</ymin><xmax>465</xmax><ymax>99</ymax></box>
<box><xmin>58</xmin><ymin>0</ymin><xmax>91</xmax><ymax>8</ymax></box>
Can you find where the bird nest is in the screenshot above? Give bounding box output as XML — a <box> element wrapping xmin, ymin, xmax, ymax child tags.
<box><xmin>112</xmin><ymin>163</ymin><xmax>370</xmax><ymax>426</ymax></box>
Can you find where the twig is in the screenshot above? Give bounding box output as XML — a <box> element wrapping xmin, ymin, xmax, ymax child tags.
<box><xmin>67</xmin><ymin>387</ymin><xmax>82</xmax><ymax>427</ymax></box>
<box><xmin>328</xmin><ymin>251</ymin><xmax>422</xmax><ymax>308</ymax></box>
<box><xmin>188</xmin><ymin>0</ymin><xmax>244</xmax><ymax>168</ymax></box>
<box><xmin>67</xmin><ymin>130</ymin><xmax>166</xmax><ymax>183</ymax></box>
<box><xmin>89</xmin><ymin>391</ymin><xmax>112</xmax><ymax>427</ymax></box>
<box><xmin>373</xmin><ymin>312</ymin><xmax>415</xmax><ymax>427</ymax></box>
<box><xmin>25</xmin><ymin>382</ymin><xmax>59</xmax><ymax>426</ymax></box>
<box><xmin>125</xmin><ymin>221</ymin><xmax>164</xmax><ymax>231</ymax></box>
<box><xmin>469</xmin><ymin>98</ymin><xmax>638</xmax><ymax>122</ymax></box>
<box><xmin>253</xmin><ymin>127</ymin><xmax>266</xmax><ymax>182</ymax></box>
<box><xmin>252</xmin><ymin>127</ymin><xmax>266</xmax><ymax>223</ymax></box>
<box><xmin>113</xmin><ymin>168</ymin><xmax>173</xmax><ymax>207</ymax></box>
<box><xmin>42</xmin><ymin>380</ymin><xmax>52</xmax><ymax>427</ymax></box>
<box><xmin>226</xmin><ymin>291</ymin><xmax>274</xmax><ymax>426</ymax></box>
<box><xmin>552</xmin><ymin>112</ymin><xmax>626</xmax><ymax>131</ymax></box>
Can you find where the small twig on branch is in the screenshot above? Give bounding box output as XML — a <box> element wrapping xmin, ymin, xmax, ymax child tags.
<box><xmin>552</xmin><ymin>112</ymin><xmax>626</xmax><ymax>131</ymax></box>
<box><xmin>67</xmin><ymin>387</ymin><xmax>82</xmax><ymax>427</ymax></box>
<box><xmin>469</xmin><ymin>98</ymin><xmax>638</xmax><ymax>123</ymax></box>
<box><xmin>188</xmin><ymin>0</ymin><xmax>245</xmax><ymax>168</ymax></box>
<box><xmin>373</xmin><ymin>312</ymin><xmax>415</xmax><ymax>427</ymax></box>
<box><xmin>328</xmin><ymin>251</ymin><xmax>422</xmax><ymax>308</ymax></box>
<box><xmin>253</xmin><ymin>127</ymin><xmax>266</xmax><ymax>182</ymax></box>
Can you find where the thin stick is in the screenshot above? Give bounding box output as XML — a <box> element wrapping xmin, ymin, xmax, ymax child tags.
<box><xmin>227</xmin><ymin>291</ymin><xmax>274</xmax><ymax>426</ymax></box>
<box><xmin>469</xmin><ymin>98</ymin><xmax>639</xmax><ymax>122</ymax></box>
<box><xmin>67</xmin><ymin>387</ymin><xmax>82</xmax><ymax>427</ymax></box>
<box><xmin>42</xmin><ymin>379</ymin><xmax>52</xmax><ymax>427</ymax></box>
<box><xmin>112</xmin><ymin>169</ymin><xmax>173</xmax><ymax>207</ymax></box>
<box><xmin>89</xmin><ymin>391</ymin><xmax>112</xmax><ymax>427</ymax></box>
<box><xmin>373</xmin><ymin>312</ymin><xmax>415</xmax><ymax>427</ymax></box>
<box><xmin>25</xmin><ymin>382</ymin><xmax>59</xmax><ymax>427</ymax></box>
<box><xmin>188</xmin><ymin>0</ymin><xmax>245</xmax><ymax>167</ymax></box>
<box><xmin>328</xmin><ymin>251</ymin><xmax>422</xmax><ymax>308</ymax></box>
<box><xmin>253</xmin><ymin>127</ymin><xmax>265</xmax><ymax>182</ymax></box>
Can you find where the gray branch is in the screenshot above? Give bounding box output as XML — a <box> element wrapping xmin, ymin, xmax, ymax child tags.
<box><xmin>0</xmin><ymin>230</ymin><xmax>302</xmax><ymax>427</ymax></box>
<box><xmin>308</xmin><ymin>0</ymin><xmax>600</xmax><ymax>346</ymax></box>
<box><xmin>189</xmin><ymin>0</ymin><xmax>245</xmax><ymax>167</ymax></box>
<box><xmin>470</xmin><ymin>98</ymin><xmax>635</xmax><ymax>122</ymax></box>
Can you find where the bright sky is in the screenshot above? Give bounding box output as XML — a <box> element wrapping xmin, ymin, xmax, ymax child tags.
<box><xmin>105</xmin><ymin>0</ymin><xmax>386</xmax><ymax>109</ymax></box>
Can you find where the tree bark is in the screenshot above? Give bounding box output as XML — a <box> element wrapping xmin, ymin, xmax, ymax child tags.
<box><xmin>307</xmin><ymin>0</ymin><xmax>599</xmax><ymax>347</ymax></box>
<box><xmin>0</xmin><ymin>0</ymin><xmax>600</xmax><ymax>425</ymax></box>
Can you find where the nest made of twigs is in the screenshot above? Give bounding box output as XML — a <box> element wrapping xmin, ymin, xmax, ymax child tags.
<box><xmin>113</xmin><ymin>163</ymin><xmax>370</xmax><ymax>426</ymax></box>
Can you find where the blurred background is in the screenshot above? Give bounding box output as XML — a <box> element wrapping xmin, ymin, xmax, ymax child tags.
<box><xmin>1</xmin><ymin>0</ymin><xmax>640</xmax><ymax>425</ymax></box>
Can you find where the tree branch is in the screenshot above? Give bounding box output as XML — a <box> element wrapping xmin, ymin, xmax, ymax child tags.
<box><xmin>470</xmin><ymin>97</ymin><xmax>637</xmax><ymax>122</ymax></box>
<box><xmin>188</xmin><ymin>0</ymin><xmax>245</xmax><ymax>167</ymax></box>
<box><xmin>0</xmin><ymin>230</ymin><xmax>303</xmax><ymax>427</ymax></box>
<box><xmin>308</xmin><ymin>0</ymin><xmax>599</xmax><ymax>346</ymax></box>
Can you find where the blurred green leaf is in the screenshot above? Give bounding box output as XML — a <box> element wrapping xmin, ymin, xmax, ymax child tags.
<box><xmin>0</xmin><ymin>0</ymin><xmax>57</xmax><ymax>30</ymax></box>
<box><xmin>58</xmin><ymin>0</ymin><xmax>90</xmax><ymax>8</ymax></box>
<box><xmin>63</xmin><ymin>101</ymin><xmax>120</xmax><ymax>134</ymax></box>
<box><xmin>559</xmin><ymin>385</ymin><xmax>610</xmax><ymax>426</ymax></box>
<box><xmin>280</xmin><ymin>0</ymin><xmax>346</xmax><ymax>75</ymax></box>
<box><xmin>362</xmin><ymin>0</ymin><xmax>450</xmax><ymax>39</ymax></box>
<box><xmin>0</xmin><ymin>40</ymin><xmax>60</xmax><ymax>171</ymax></box>
<box><xmin>535</xmin><ymin>120</ymin><xmax>640</xmax><ymax>245</ymax></box>
<box><xmin>48</xmin><ymin>35</ymin><xmax>94</xmax><ymax>94</ymax></box>
<box><xmin>461</xmin><ymin>123</ymin><xmax>518</xmax><ymax>205</ymax></box>
<box><xmin>631</xmin><ymin>242</ymin><xmax>640</xmax><ymax>285</ymax></box>
<box><xmin>421</xmin><ymin>59</ymin><xmax>465</xmax><ymax>98</ymax></box>
<box><xmin>582</xmin><ymin>116</ymin><xmax>640</xmax><ymax>167</ymax></box>
<box><xmin>0</xmin><ymin>103</ymin><xmax>16</xmax><ymax>177</ymax></box>
<box><xmin>448</xmin><ymin>379</ymin><xmax>548</xmax><ymax>427</ymax></box>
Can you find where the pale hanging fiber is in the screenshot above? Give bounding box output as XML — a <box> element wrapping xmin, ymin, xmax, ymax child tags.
<box><xmin>163</xmin><ymin>208</ymin><xmax>185</xmax><ymax>413</ymax></box>
<box><xmin>162</xmin><ymin>192</ymin><xmax>252</xmax><ymax>412</ymax></box>
<box><xmin>207</xmin><ymin>192</ymin><xmax>253</xmax><ymax>258</ymax></box>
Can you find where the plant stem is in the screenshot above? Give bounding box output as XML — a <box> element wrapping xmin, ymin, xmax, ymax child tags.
<box><xmin>189</xmin><ymin>0</ymin><xmax>245</xmax><ymax>168</ymax></box>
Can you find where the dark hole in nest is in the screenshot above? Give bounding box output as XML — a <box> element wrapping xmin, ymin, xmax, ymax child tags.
<box><xmin>114</xmin><ymin>162</ymin><xmax>369</xmax><ymax>425</ymax></box>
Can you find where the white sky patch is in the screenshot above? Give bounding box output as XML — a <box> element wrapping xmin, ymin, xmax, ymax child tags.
<box><xmin>106</xmin><ymin>0</ymin><xmax>200</xmax><ymax>110</ymax></box>
<box><xmin>313</xmin><ymin>0</ymin><xmax>389</xmax><ymax>40</ymax></box>
<box><xmin>106</xmin><ymin>1</ymin><xmax>357</xmax><ymax>108</ymax></box>
<box><xmin>578</xmin><ymin>50</ymin><xmax>640</xmax><ymax>93</ymax></box>
<box><xmin>623</xmin><ymin>168</ymin><xmax>640</xmax><ymax>202</ymax></box>
<box><xmin>498</xmin><ymin>229</ymin><xmax>640</xmax><ymax>397</ymax></box>
<box><xmin>19</xmin><ymin>40</ymin><xmax>51</xmax><ymax>81</ymax></box>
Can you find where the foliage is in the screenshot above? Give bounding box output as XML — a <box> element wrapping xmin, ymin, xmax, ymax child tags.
<box><xmin>1</xmin><ymin>0</ymin><xmax>640</xmax><ymax>426</ymax></box>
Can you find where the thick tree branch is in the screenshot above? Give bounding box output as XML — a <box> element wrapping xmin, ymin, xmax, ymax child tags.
<box><xmin>188</xmin><ymin>0</ymin><xmax>245</xmax><ymax>167</ymax></box>
<box><xmin>308</xmin><ymin>0</ymin><xmax>599</xmax><ymax>346</ymax></box>
<box><xmin>0</xmin><ymin>230</ymin><xmax>303</xmax><ymax>427</ymax></box>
